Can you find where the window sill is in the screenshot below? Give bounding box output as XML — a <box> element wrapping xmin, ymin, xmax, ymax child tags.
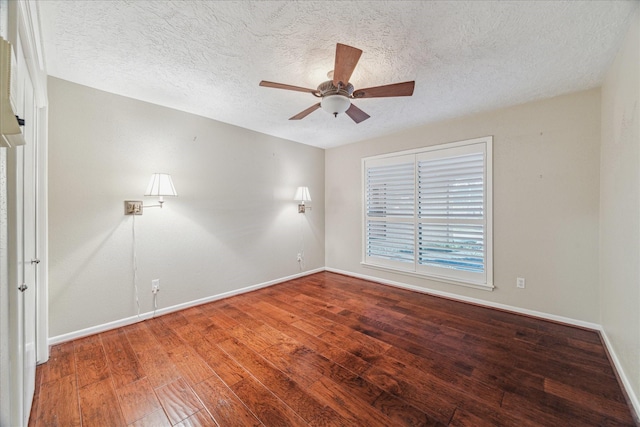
<box><xmin>360</xmin><ymin>262</ymin><xmax>494</xmax><ymax>292</ymax></box>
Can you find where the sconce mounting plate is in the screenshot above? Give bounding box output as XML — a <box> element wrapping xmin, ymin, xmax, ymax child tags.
<box><xmin>124</xmin><ymin>201</ymin><xmax>143</xmax><ymax>215</ymax></box>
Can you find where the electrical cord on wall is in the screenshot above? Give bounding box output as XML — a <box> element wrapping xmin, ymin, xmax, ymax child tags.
<box><xmin>152</xmin><ymin>291</ymin><xmax>158</xmax><ymax>318</ymax></box>
<box><xmin>132</xmin><ymin>214</ymin><xmax>141</xmax><ymax>318</ymax></box>
<box><xmin>298</xmin><ymin>213</ymin><xmax>305</xmax><ymax>271</ymax></box>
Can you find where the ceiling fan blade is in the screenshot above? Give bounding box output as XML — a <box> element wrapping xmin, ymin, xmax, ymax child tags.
<box><xmin>259</xmin><ymin>80</ymin><xmax>318</xmax><ymax>95</ymax></box>
<box><xmin>352</xmin><ymin>81</ymin><xmax>415</xmax><ymax>98</ymax></box>
<box><xmin>345</xmin><ymin>103</ymin><xmax>370</xmax><ymax>124</ymax></box>
<box><xmin>333</xmin><ymin>43</ymin><xmax>362</xmax><ymax>87</ymax></box>
<box><xmin>289</xmin><ymin>103</ymin><xmax>321</xmax><ymax>120</ymax></box>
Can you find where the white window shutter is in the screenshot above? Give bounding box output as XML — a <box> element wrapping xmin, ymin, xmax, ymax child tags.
<box><xmin>364</xmin><ymin>157</ymin><xmax>415</xmax><ymax>268</ymax></box>
<box><xmin>362</xmin><ymin>137</ymin><xmax>492</xmax><ymax>289</ymax></box>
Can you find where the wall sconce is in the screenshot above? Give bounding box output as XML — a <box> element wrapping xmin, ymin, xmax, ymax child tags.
<box><xmin>125</xmin><ymin>173</ymin><xmax>178</xmax><ymax>215</ymax></box>
<box><xmin>294</xmin><ymin>186</ymin><xmax>311</xmax><ymax>213</ymax></box>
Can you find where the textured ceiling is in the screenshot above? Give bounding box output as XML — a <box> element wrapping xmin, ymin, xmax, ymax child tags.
<box><xmin>38</xmin><ymin>1</ymin><xmax>637</xmax><ymax>148</ymax></box>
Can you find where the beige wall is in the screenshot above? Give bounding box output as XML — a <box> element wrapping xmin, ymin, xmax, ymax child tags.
<box><xmin>326</xmin><ymin>88</ymin><xmax>601</xmax><ymax>323</ymax></box>
<box><xmin>48</xmin><ymin>77</ymin><xmax>325</xmax><ymax>338</ymax></box>
<box><xmin>600</xmin><ymin>8</ymin><xmax>640</xmax><ymax>413</ymax></box>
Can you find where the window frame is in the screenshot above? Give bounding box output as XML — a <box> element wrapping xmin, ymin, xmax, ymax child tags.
<box><xmin>361</xmin><ymin>136</ymin><xmax>493</xmax><ymax>290</ymax></box>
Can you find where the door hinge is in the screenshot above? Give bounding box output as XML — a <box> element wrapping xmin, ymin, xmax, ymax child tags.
<box><xmin>18</xmin><ymin>283</ymin><xmax>28</xmax><ymax>292</ymax></box>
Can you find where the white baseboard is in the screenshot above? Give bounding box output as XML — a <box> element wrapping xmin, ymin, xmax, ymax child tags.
<box><xmin>598</xmin><ymin>328</ymin><xmax>640</xmax><ymax>423</ymax></box>
<box><xmin>326</xmin><ymin>267</ymin><xmax>639</xmax><ymax>422</ymax></box>
<box><xmin>47</xmin><ymin>268</ymin><xmax>324</xmax><ymax>346</ymax></box>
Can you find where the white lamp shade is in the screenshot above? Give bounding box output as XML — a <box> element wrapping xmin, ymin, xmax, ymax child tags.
<box><xmin>294</xmin><ymin>186</ymin><xmax>311</xmax><ymax>202</ymax></box>
<box><xmin>144</xmin><ymin>173</ymin><xmax>178</xmax><ymax>197</ymax></box>
<box><xmin>321</xmin><ymin>95</ymin><xmax>350</xmax><ymax>116</ymax></box>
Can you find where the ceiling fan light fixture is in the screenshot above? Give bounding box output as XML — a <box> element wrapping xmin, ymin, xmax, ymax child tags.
<box><xmin>321</xmin><ymin>94</ymin><xmax>350</xmax><ymax>117</ymax></box>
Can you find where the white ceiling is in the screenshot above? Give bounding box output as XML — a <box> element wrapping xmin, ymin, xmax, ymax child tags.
<box><xmin>38</xmin><ymin>1</ymin><xmax>637</xmax><ymax>149</ymax></box>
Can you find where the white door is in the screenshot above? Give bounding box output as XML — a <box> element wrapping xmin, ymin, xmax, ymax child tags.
<box><xmin>21</xmin><ymin>66</ymin><xmax>38</xmax><ymax>426</ymax></box>
<box><xmin>7</xmin><ymin>34</ymin><xmax>38</xmax><ymax>427</ymax></box>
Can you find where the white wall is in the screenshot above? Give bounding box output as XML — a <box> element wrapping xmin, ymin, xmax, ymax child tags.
<box><xmin>48</xmin><ymin>77</ymin><xmax>324</xmax><ymax>338</ymax></box>
<box><xmin>600</xmin><ymin>8</ymin><xmax>640</xmax><ymax>415</ymax></box>
<box><xmin>326</xmin><ymin>88</ymin><xmax>601</xmax><ymax>323</ymax></box>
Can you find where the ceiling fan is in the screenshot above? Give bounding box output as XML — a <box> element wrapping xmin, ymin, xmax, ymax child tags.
<box><xmin>259</xmin><ymin>43</ymin><xmax>415</xmax><ymax>124</ymax></box>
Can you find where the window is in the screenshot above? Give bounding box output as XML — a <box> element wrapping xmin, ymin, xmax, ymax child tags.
<box><xmin>363</xmin><ymin>136</ymin><xmax>493</xmax><ymax>289</ymax></box>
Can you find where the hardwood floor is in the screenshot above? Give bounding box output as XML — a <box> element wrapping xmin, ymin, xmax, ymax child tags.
<box><xmin>28</xmin><ymin>272</ymin><xmax>636</xmax><ymax>426</ymax></box>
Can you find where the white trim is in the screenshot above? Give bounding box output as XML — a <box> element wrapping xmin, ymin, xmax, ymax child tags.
<box><xmin>35</xmin><ymin>103</ymin><xmax>46</xmax><ymax>363</ymax></box>
<box><xmin>363</xmin><ymin>135</ymin><xmax>493</xmax><ymax>161</ymax></box>
<box><xmin>48</xmin><ymin>268</ymin><xmax>324</xmax><ymax>346</ymax></box>
<box><xmin>598</xmin><ymin>328</ymin><xmax>640</xmax><ymax>422</ymax></box>
<box><xmin>327</xmin><ymin>267</ymin><xmax>600</xmax><ymax>330</ymax></box>
<box><xmin>14</xmin><ymin>0</ymin><xmax>46</xmax><ymax>108</ymax></box>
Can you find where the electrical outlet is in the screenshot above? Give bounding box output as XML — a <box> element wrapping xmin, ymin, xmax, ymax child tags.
<box><xmin>516</xmin><ymin>277</ymin><xmax>526</xmax><ymax>289</ymax></box>
<box><xmin>297</xmin><ymin>253</ymin><xmax>302</xmax><ymax>262</ymax></box>
<box><xmin>151</xmin><ymin>279</ymin><xmax>160</xmax><ymax>294</ymax></box>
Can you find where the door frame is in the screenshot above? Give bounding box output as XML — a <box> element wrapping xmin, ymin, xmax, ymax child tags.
<box><xmin>12</xmin><ymin>0</ymin><xmax>48</xmax><ymax>364</ymax></box>
<box><xmin>0</xmin><ymin>1</ymin><xmax>48</xmax><ymax>424</ymax></box>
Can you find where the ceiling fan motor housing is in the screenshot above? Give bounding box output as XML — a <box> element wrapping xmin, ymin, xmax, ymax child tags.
<box><xmin>318</xmin><ymin>80</ymin><xmax>353</xmax><ymax>117</ymax></box>
<box><xmin>317</xmin><ymin>80</ymin><xmax>354</xmax><ymax>97</ymax></box>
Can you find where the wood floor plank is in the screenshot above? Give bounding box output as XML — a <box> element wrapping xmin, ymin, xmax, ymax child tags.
<box><xmin>173</xmin><ymin>410</ymin><xmax>219</xmax><ymax>427</ymax></box>
<box><xmin>78</xmin><ymin>378</ymin><xmax>126</xmax><ymax>427</ymax></box>
<box><xmin>231</xmin><ymin>375</ymin><xmax>308</xmax><ymax>427</ymax></box>
<box><xmin>166</xmin><ymin>345</ymin><xmax>216</xmax><ymax>387</ymax></box>
<box><xmin>41</xmin><ymin>342</ymin><xmax>75</xmax><ymax>384</ymax></box>
<box><xmin>501</xmin><ymin>389</ymin><xmax>620</xmax><ymax>426</ymax></box>
<box><xmin>362</xmin><ymin>364</ymin><xmax>456</xmax><ymax>423</ymax></box>
<box><xmin>180</xmin><ymin>306</ymin><xmax>217</xmax><ymax>331</ymax></box>
<box><xmin>175</xmin><ymin>327</ymin><xmax>247</xmax><ymax>387</ymax></box>
<box><xmin>155</xmin><ymin>377</ymin><xmax>203</xmax><ymax>425</ymax></box>
<box><xmin>259</xmin><ymin>341</ymin><xmax>324</xmax><ymax>388</ymax></box>
<box><xmin>252</xmin><ymin>303</ymin><xmax>372</xmax><ymax>375</ymax></box>
<box><xmin>543</xmin><ymin>378</ymin><xmax>634</xmax><ymax>424</ymax></box>
<box><xmin>218</xmin><ymin>337</ymin><xmax>344</xmax><ymax>424</ymax></box>
<box><xmin>159</xmin><ymin>310</ymin><xmax>190</xmax><ymax>330</ymax></box>
<box><xmin>127</xmin><ymin>409</ymin><xmax>172</xmax><ymax>427</ymax></box>
<box><xmin>146</xmin><ymin>316</ymin><xmax>187</xmax><ymax>350</ymax></box>
<box><xmin>100</xmin><ymin>328</ymin><xmax>144</xmax><ymax>389</ymax></box>
<box><xmin>379</xmin><ymin>344</ymin><xmax>505</xmax><ymax>408</ymax></box>
<box><xmin>74</xmin><ymin>336</ymin><xmax>109</xmax><ymax>388</ymax></box>
<box><xmin>116</xmin><ymin>378</ymin><xmax>162</xmax><ymax>425</ymax></box>
<box><xmin>125</xmin><ymin>322</ymin><xmax>181</xmax><ymax>388</ymax></box>
<box><xmin>29</xmin><ymin>272</ymin><xmax>636</xmax><ymax>426</ymax></box>
<box><xmin>192</xmin><ymin>375</ymin><xmax>261</xmax><ymax>427</ymax></box>
<box><xmin>314</xmin><ymin>349</ymin><xmax>439</xmax><ymax>426</ymax></box>
<box><xmin>34</xmin><ymin>374</ymin><xmax>81</xmax><ymax>427</ymax></box>
<box><xmin>308</xmin><ymin>376</ymin><xmax>392</xmax><ymax>427</ymax></box>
